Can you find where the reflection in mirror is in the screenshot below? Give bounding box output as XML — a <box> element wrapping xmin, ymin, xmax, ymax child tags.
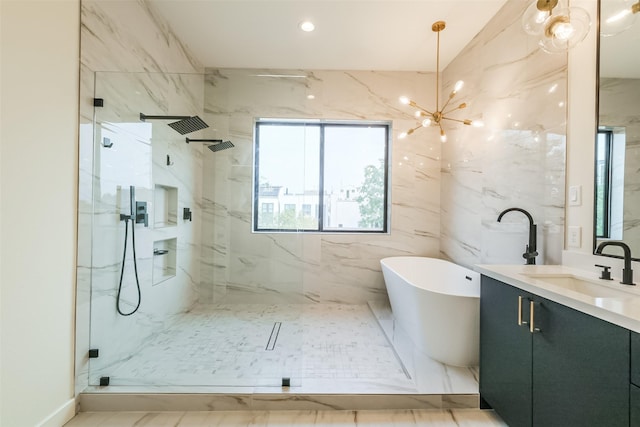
<box><xmin>595</xmin><ymin>0</ymin><xmax>640</xmax><ymax>261</ymax></box>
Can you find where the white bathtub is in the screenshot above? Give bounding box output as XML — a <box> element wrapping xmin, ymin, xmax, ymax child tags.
<box><xmin>380</xmin><ymin>256</ymin><xmax>480</xmax><ymax>367</ymax></box>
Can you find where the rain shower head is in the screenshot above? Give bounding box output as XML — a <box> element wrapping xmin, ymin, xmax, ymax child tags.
<box><xmin>139</xmin><ymin>113</ymin><xmax>209</xmax><ymax>135</ymax></box>
<box><xmin>207</xmin><ymin>140</ymin><xmax>234</xmax><ymax>152</ymax></box>
<box><xmin>185</xmin><ymin>138</ymin><xmax>235</xmax><ymax>152</ymax></box>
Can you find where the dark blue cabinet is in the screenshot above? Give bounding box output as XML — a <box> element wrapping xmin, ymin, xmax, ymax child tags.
<box><xmin>480</xmin><ymin>276</ymin><xmax>533</xmax><ymax>427</ymax></box>
<box><xmin>480</xmin><ymin>275</ymin><xmax>630</xmax><ymax>427</ymax></box>
<box><xmin>631</xmin><ymin>385</ymin><xmax>640</xmax><ymax>426</ymax></box>
<box><xmin>631</xmin><ymin>332</ymin><xmax>640</xmax><ymax>387</ymax></box>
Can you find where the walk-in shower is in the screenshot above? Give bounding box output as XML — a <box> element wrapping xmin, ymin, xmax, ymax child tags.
<box><xmin>79</xmin><ymin>70</ymin><xmax>476</xmax><ymax>399</ymax></box>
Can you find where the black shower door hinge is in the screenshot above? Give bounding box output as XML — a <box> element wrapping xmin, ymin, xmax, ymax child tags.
<box><xmin>93</xmin><ymin>98</ymin><xmax>104</xmax><ymax>107</ymax></box>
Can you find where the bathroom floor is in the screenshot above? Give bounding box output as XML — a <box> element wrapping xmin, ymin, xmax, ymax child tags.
<box><xmin>65</xmin><ymin>409</ymin><xmax>507</xmax><ymax>426</ymax></box>
<box><xmin>99</xmin><ymin>303</ymin><xmax>477</xmax><ymax>394</ymax></box>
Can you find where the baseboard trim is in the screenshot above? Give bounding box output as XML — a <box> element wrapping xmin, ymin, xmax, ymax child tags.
<box><xmin>37</xmin><ymin>398</ymin><xmax>77</xmax><ymax>427</ymax></box>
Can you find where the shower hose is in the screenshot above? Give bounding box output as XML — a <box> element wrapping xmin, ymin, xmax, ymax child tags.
<box><xmin>116</xmin><ymin>214</ymin><xmax>142</xmax><ymax>316</ymax></box>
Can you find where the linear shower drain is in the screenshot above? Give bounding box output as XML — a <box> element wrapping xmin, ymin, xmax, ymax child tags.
<box><xmin>265</xmin><ymin>322</ymin><xmax>282</xmax><ymax>351</ymax></box>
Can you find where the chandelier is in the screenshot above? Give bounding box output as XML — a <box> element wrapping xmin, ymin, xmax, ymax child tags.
<box><xmin>399</xmin><ymin>21</ymin><xmax>482</xmax><ymax>143</ymax></box>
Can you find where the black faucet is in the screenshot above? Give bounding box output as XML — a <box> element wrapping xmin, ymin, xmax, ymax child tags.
<box><xmin>595</xmin><ymin>241</ymin><xmax>635</xmax><ymax>285</ymax></box>
<box><xmin>497</xmin><ymin>207</ymin><xmax>538</xmax><ymax>265</ymax></box>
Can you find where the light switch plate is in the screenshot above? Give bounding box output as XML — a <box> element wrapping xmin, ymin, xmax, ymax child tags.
<box><xmin>569</xmin><ymin>185</ymin><xmax>582</xmax><ymax>206</ymax></box>
<box><xmin>568</xmin><ymin>226</ymin><xmax>582</xmax><ymax>248</ymax></box>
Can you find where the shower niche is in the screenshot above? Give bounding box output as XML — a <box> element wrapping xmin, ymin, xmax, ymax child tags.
<box><xmin>152</xmin><ymin>238</ymin><xmax>176</xmax><ymax>285</ymax></box>
<box><xmin>153</xmin><ymin>184</ymin><xmax>178</xmax><ymax>228</ymax></box>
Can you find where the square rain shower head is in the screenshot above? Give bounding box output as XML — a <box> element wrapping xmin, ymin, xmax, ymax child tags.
<box><xmin>168</xmin><ymin>116</ymin><xmax>209</xmax><ymax>135</ymax></box>
<box><xmin>208</xmin><ymin>140</ymin><xmax>235</xmax><ymax>152</ymax></box>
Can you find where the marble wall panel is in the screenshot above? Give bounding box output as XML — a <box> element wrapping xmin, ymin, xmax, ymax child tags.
<box><xmin>440</xmin><ymin>1</ymin><xmax>567</xmax><ymax>268</ymax></box>
<box><xmin>80</xmin><ymin>0</ymin><xmax>201</xmax><ymax>74</ymax></box>
<box><xmin>201</xmin><ymin>69</ymin><xmax>441</xmax><ymax>304</ymax></box>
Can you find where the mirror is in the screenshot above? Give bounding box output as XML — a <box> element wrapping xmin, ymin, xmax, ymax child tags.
<box><xmin>595</xmin><ymin>0</ymin><xmax>640</xmax><ymax>261</ymax></box>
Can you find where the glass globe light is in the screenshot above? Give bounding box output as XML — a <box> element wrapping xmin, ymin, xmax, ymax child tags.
<box><xmin>522</xmin><ymin>0</ymin><xmax>552</xmax><ymax>35</ymax></box>
<box><xmin>538</xmin><ymin>7</ymin><xmax>591</xmax><ymax>53</ymax></box>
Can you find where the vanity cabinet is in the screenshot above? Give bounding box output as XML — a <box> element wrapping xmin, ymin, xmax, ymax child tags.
<box><xmin>480</xmin><ymin>275</ymin><xmax>630</xmax><ymax>427</ymax></box>
<box><xmin>632</xmin><ymin>333</ymin><xmax>640</xmax><ymax>426</ymax></box>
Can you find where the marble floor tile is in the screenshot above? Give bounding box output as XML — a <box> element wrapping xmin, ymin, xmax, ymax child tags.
<box><xmin>105</xmin><ymin>304</ymin><xmax>414</xmax><ymax>391</ymax></box>
<box><xmin>65</xmin><ymin>409</ymin><xmax>507</xmax><ymax>426</ymax></box>
<box><xmin>90</xmin><ymin>303</ymin><xmax>478</xmax><ymax>397</ymax></box>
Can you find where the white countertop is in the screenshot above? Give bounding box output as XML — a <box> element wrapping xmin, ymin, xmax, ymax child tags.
<box><xmin>475</xmin><ymin>264</ymin><xmax>640</xmax><ymax>334</ymax></box>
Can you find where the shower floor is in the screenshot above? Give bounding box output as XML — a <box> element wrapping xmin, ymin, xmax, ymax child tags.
<box><xmin>103</xmin><ymin>303</ymin><xmax>477</xmax><ymax>394</ymax></box>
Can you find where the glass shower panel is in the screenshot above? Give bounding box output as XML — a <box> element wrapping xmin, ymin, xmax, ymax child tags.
<box><xmin>88</xmin><ymin>71</ymin><xmax>303</xmax><ymax>388</ymax></box>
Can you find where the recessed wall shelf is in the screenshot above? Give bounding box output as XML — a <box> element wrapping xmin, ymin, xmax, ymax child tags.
<box><xmin>154</xmin><ymin>184</ymin><xmax>178</xmax><ymax>228</ymax></box>
<box><xmin>152</xmin><ymin>238</ymin><xmax>176</xmax><ymax>285</ymax></box>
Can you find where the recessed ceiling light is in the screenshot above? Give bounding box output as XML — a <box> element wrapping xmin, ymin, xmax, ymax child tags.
<box><xmin>300</xmin><ymin>21</ymin><xmax>315</xmax><ymax>32</ymax></box>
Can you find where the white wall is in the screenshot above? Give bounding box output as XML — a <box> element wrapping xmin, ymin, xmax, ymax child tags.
<box><xmin>0</xmin><ymin>1</ymin><xmax>79</xmax><ymax>426</ymax></box>
<box><xmin>566</xmin><ymin>0</ymin><xmax>598</xmax><ymax>256</ymax></box>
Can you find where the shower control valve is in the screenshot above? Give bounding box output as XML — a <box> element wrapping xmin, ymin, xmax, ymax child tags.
<box><xmin>183</xmin><ymin>207</ymin><xmax>192</xmax><ymax>221</ymax></box>
<box><xmin>135</xmin><ymin>201</ymin><xmax>148</xmax><ymax>227</ymax></box>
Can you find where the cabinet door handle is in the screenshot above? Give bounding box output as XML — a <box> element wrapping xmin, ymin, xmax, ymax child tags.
<box><xmin>518</xmin><ymin>296</ymin><xmax>528</xmax><ymax>326</ymax></box>
<box><xmin>529</xmin><ymin>301</ymin><xmax>541</xmax><ymax>333</ymax></box>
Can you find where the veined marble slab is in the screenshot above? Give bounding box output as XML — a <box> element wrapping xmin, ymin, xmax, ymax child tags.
<box><xmin>67</xmin><ymin>409</ymin><xmax>506</xmax><ymax>426</ymax></box>
<box><xmin>440</xmin><ymin>0</ymin><xmax>567</xmax><ymax>268</ymax></box>
<box><xmin>78</xmin><ymin>393</ymin><xmax>478</xmax><ymax>412</ymax></box>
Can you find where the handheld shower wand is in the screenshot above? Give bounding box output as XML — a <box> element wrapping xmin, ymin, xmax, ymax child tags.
<box><xmin>116</xmin><ymin>186</ymin><xmax>142</xmax><ymax>316</ymax></box>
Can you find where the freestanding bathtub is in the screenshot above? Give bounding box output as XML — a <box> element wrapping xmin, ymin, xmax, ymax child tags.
<box><xmin>380</xmin><ymin>256</ymin><xmax>480</xmax><ymax>367</ymax></box>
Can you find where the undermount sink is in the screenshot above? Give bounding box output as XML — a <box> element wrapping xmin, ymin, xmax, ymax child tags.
<box><xmin>521</xmin><ymin>273</ymin><xmax>637</xmax><ymax>299</ymax></box>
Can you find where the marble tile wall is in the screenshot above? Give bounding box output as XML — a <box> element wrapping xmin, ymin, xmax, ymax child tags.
<box><xmin>78</xmin><ymin>1</ymin><xmax>204</xmax><ymax>391</ymax></box>
<box><xmin>440</xmin><ymin>1</ymin><xmax>567</xmax><ymax>268</ymax></box>
<box><xmin>200</xmin><ymin>69</ymin><xmax>441</xmax><ymax>305</ymax></box>
<box><xmin>599</xmin><ymin>78</ymin><xmax>640</xmax><ymax>256</ymax></box>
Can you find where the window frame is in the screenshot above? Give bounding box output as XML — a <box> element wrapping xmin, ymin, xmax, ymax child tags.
<box><xmin>253</xmin><ymin>119</ymin><xmax>391</xmax><ymax>233</ymax></box>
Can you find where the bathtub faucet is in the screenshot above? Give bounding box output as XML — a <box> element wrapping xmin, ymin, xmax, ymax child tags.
<box><xmin>497</xmin><ymin>207</ymin><xmax>538</xmax><ymax>265</ymax></box>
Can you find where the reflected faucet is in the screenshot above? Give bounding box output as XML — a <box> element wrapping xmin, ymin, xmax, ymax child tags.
<box><xmin>595</xmin><ymin>241</ymin><xmax>635</xmax><ymax>285</ymax></box>
<box><xmin>497</xmin><ymin>207</ymin><xmax>538</xmax><ymax>265</ymax></box>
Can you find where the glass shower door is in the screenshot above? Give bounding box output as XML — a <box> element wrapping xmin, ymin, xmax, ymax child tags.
<box><xmin>87</xmin><ymin>71</ymin><xmax>304</xmax><ymax>388</ymax></box>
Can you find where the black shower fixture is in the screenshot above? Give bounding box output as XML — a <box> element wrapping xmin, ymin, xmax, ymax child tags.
<box><xmin>139</xmin><ymin>113</ymin><xmax>209</xmax><ymax>135</ymax></box>
<box><xmin>185</xmin><ymin>138</ymin><xmax>235</xmax><ymax>152</ymax></box>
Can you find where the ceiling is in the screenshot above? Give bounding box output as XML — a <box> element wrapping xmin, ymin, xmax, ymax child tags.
<box><xmin>600</xmin><ymin>18</ymin><xmax>640</xmax><ymax>79</ymax></box>
<box><xmin>148</xmin><ymin>0</ymin><xmax>508</xmax><ymax>71</ymax></box>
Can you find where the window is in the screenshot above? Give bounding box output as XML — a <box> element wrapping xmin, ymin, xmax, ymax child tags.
<box><xmin>254</xmin><ymin>120</ymin><xmax>390</xmax><ymax>232</ymax></box>
<box><xmin>595</xmin><ymin>128</ymin><xmax>625</xmax><ymax>240</ymax></box>
<box><xmin>595</xmin><ymin>130</ymin><xmax>612</xmax><ymax>238</ymax></box>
